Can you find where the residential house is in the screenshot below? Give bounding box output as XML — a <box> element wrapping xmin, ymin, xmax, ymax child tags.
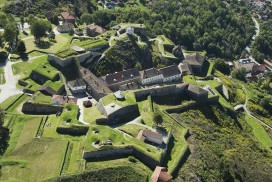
<box><xmin>140</xmin><ymin>68</ymin><xmax>164</xmax><ymax>85</ymax></box>
<box><xmin>67</xmin><ymin>79</ymin><xmax>87</xmax><ymax>94</ymax></box>
<box><xmin>57</xmin><ymin>23</ymin><xmax>74</xmax><ymax>33</ymax></box>
<box><xmin>151</xmin><ymin>166</ymin><xmax>173</xmax><ymax>182</ymax></box>
<box><xmin>159</xmin><ymin>65</ymin><xmax>182</xmax><ymax>83</ymax></box>
<box><xmin>80</xmin><ymin>68</ymin><xmax>112</xmax><ymax>101</ymax></box>
<box><xmin>102</xmin><ymin>68</ymin><xmax>141</xmax><ymax>91</ymax></box>
<box><xmin>186</xmin><ymin>84</ymin><xmax>208</xmax><ymax>102</ymax></box>
<box><xmin>86</xmin><ymin>24</ymin><xmax>107</xmax><ymax>37</ymax></box>
<box><xmin>51</xmin><ymin>95</ymin><xmax>77</xmax><ymax>105</ymax></box>
<box><xmin>183</xmin><ymin>53</ymin><xmax>205</xmax><ymax>74</ymax></box>
<box><xmin>136</xmin><ymin>129</ymin><xmax>163</xmax><ymax>145</ymax></box>
<box><xmin>237</xmin><ymin>59</ymin><xmax>255</xmax><ymax>73</ymax></box>
<box><xmin>60</xmin><ymin>12</ymin><xmax>75</xmax><ymax>24</ymax></box>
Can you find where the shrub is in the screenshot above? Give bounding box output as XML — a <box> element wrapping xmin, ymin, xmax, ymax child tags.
<box><xmin>128</xmin><ymin>156</ymin><xmax>137</xmax><ymax>163</ymax></box>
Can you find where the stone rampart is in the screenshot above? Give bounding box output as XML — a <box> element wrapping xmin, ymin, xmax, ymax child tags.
<box><xmin>22</xmin><ymin>102</ymin><xmax>63</xmax><ymax>114</ymax></box>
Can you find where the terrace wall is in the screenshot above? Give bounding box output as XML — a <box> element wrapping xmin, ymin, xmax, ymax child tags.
<box><xmin>48</xmin><ymin>54</ymin><xmax>74</xmax><ymax>67</ymax></box>
<box><xmin>22</xmin><ymin>102</ymin><xmax>63</xmax><ymax>114</ymax></box>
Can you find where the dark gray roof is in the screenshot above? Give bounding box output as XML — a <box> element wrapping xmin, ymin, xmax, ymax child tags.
<box><xmin>80</xmin><ymin>68</ymin><xmax>112</xmax><ymax>94</ymax></box>
<box><xmin>188</xmin><ymin>84</ymin><xmax>208</xmax><ymax>94</ymax></box>
<box><xmin>159</xmin><ymin>65</ymin><xmax>181</xmax><ymax>78</ymax></box>
<box><xmin>105</xmin><ymin>68</ymin><xmax>140</xmax><ymax>85</ymax></box>
<box><xmin>68</xmin><ymin>79</ymin><xmax>86</xmax><ymax>87</ymax></box>
<box><xmin>141</xmin><ymin>68</ymin><xmax>161</xmax><ymax>79</ymax></box>
<box><xmin>185</xmin><ymin>53</ymin><xmax>205</xmax><ymax>66</ymax></box>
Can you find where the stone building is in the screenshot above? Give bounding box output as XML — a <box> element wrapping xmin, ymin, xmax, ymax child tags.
<box><xmin>79</xmin><ymin>68</ymin><xmax>112</xmax><ymax>101</ymax></box>
<box><xmin>86</xmin><ymin>24</ymin><xmax>107</xmax><ymax>37</ymax></box>
<box><xmin>136</xmin><ymin>130</ymin><xmax>163</xmax><ymax>145</ymax></box>
<box><xmin>186</xmin><ymin>84</ymin><xmax>208</xmax><ymax>101</ymax></box>
<box><xmin>183</xmin><ymin>53</ymin><xmax>205</xmax><ymax>74</ymax></box>
<box><xmin>141</xmin><ymin>68</ymin><xmax>164</xmax><ymax>85</ymax></box>
<box><xmin>60</xmin><ymin>12</ymin><xmax>75</xmax><ymax>24</ymax></box>
<box><xmin>67</xmin><ymin>79</ymin><xmax>87</xmax><ymax>94</ymax></box>
<box><xmin>57</xmin><ymin>23</ymin><xmax>74</xmax><ymax>33</ymax></box>
<box><xmin>159</xmin><ymin>65</ymin><xmax>182</xmax><ymax>83</ymax></box>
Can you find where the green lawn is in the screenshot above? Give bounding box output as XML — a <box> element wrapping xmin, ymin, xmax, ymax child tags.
<box><xmin>12</xmin><ymin>55</ymin><xmax>48</xmax><ymax>76</ymax></box>
<box><xmin>84</xmin><ymin>105</ymin><xmax>105</xmax><ymax>124</ymax></box>
<box><xmin>33</xmin><ymin>62</ymin><xmax>59</xmax><ymax>80</ymax></box>
<box><xmin>0</xmin><ymin>66</ymin><xmax>5</xmax><ymax>84</ymax></box>
<box><xmin>117</xmin><ymin>124</ymin><xmax>147</xmax><ymax>137</ymax></box>
<box><xmin>42</xmin><ymin>80</ymin><xmax>63</xmax><ymax>92</ymax></box>
<box><xmin>0</xmin><ymin>94</ymin><xmax>22</xmax><ymax>110</ymax></box>
<box><xmin>23</xmin><ymin>34</ymin><xmax>70</xmax><ymax>53</ymax></box>
<box><xmin>244</xmin><ymin>115</ymin><xmax>272</xmax><ymax>151</ymax></box>
<box><xmin>85</xmin><ymin>125</ymin><xmax>162</xmax><ymax>161</ymax></box>
<box><xmin>101</xmin><ymin>91</ymin><xmax>136</xmax><ymax>107</ymax></box>
<box><xmin>6</xmin><ymin>94</ymin><xmax>29</xmax><ymax>113</ymax></box>
<box><xmin>32</xmin><ymin>92</ymin><xmax>52</xmax><ymax>104</ymax></box>
<box><xmin>85</xmin><ymin>158</ymin><xmax>152</xmax><ymax>176</ymax></box>
<box><xmin>0</xmin><ymin>138</ymin><xmax>68</xmax><ymax>182</ymax></box>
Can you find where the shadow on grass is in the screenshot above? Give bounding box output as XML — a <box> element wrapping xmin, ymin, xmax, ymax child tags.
<box><xmin>36</xmin><ymin>41</ymin><xmax>53</xmax><ymax>49</ymax></box>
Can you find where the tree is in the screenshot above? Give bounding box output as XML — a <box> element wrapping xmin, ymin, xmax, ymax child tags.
<box><xmin>20</xmin><ymin>16</ymin><xmax>24</xmax><ymax>30</ymax></box>
<box><xmin>68</xmin><ymin>29</ymin><xmax>75</xmax><ymax>36</ymax></box>
<box><xmin>48</xmin><ymin>31</ymin><xmax>55</xmax><ymax>42</ymax></box>
<box><xmin>153</xmin><ymin>112</ymin><xmax>163</xmax><ymax>125</ymax></box>
<box><xmin>80</xmin><ymin>13</ymin><xmax>93</xmax><ymax>24</ymax></box>
<box><xmin>214</xmin><ymin>59</ymin><xmax>231</xmax><ymax>75</ymax></box>
<box><xmin>16</xmin><ymin>40</ymin><xmax>26</xmax><ymax>53</ymax></box>
<box><xmin>30</xmin><ymin>19</ymin><xmax>51</xmax><ymax>42</ymax></box>
<box><xmin>3</xmin><ymin>23</ymin><xmax>18</xmax><ymax>46</ymax></box>
<box><xmin>231</xmin><ymin>68</ymin><xmax>247</xmax><ymax>82</ymax></box>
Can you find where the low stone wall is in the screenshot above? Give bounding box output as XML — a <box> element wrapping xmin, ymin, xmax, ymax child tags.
<box><xmin>165</xmin><ymin>102</ymin><xmax>197</xmax><ymax>114</ymax></box>
<box><xmin>83</xmin><ymin>147</ymin><xmax>160</xmax><ymax>170</ymax></box>
<box><xmin>22</xmin><ymin>102</ymin><xmax>63</xmax><ymax>114</ymax></box>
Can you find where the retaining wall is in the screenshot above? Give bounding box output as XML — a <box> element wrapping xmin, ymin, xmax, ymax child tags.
<box><xmin>22</xmin><ymin>102</ymin><xmax>63</xmax><ymax>114</ymax></box>
<box><xmin>83</xmin><ymin>147</ymin><xmax>160</xmax><ymax>170</ymax></box>
<box><xmin>56</xmin><ymin>126</ymin><xmax>89</xmax><ymax>136</ymax></box>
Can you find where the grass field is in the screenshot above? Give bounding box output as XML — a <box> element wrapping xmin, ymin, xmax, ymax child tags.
<box><xmin>0</xmin><ymin>94</ymin><xmax>22</xmax><ymax>110</ymax></box>
<box><xmin>84</xmin><ymin>105</ymin><xmax>104</xmax><ymax>124</ymax></box>
<box><xmin>23</xmin><ymin>34</ymin><xmax>70</xmax><ymax>53</ymax></box>
<box><xmin>117</xmin><ymin>124</ymin><xmax>147</xmax><ymax>137</ymax></box>
<box><xmin>85</xmin><ymin>158</ymin><xmax>152</xmax><ymax>175</ymax></box>
<box><xmin>0</xmin><ymin>138</ymin><xmax>68</xmax><ymax>182</ymax></box>
<box><xmin>101</xmin><ymin>91</ymin><xmax>136</xmax><ymax>107</ymax></box>
<box><xmin>244</xmin><ymin>115</ymin><xmax>272</xmax><ymax>151</ymax></box>
<box><xmin>12</xmin><ymin>55</ymin><xmax>48</xmax><ymax>76</ymax></box>
<box><xmin>0</xmin><ymin>66</ymin><xmax>5</xmax><ymax>84</ymax></box>
<box><xmin>33</xmin><ymin>92</ymin><xmax>52</xmax><ymax>104</ymax></box>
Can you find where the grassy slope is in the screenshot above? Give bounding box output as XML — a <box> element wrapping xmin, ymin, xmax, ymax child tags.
<box><xmin>244</xmin><ymin>115</ymin><xmax>272</xmax><ymax>150</ymax></box>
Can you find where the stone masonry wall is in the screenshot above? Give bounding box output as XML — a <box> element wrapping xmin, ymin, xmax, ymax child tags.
<box><xmin>22</xmin><ymin>102</ymin><xmax>63</xmax><ymax>114</ymax></box>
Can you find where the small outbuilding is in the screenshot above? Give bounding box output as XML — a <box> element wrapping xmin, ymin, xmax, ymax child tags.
<box><xmin>151</xmin><ymin>166</ymin><xmax>173</xmax><ymax>182</ymax></box>
<box><xmin>136</xmin><ymin>129</ymin><xmax>163</xmax><ymax>145</ymax></box>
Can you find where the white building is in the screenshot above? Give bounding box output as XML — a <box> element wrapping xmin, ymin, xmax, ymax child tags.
<box><xmin>136</xmin><ymin>129</ymin><xmax>163</xmax><ymax>145</ymax></box>
<box><xmin>126</xmin><ymin>27</ymin><xmax>134</xmax><ymax>35</ymax></box>
<box><xmin>67</xmin><ymin>79</ymin><xmax>87</xmax><ymax>94</ymax></box>
<box><xmin>140</xmin><ymin>68</ymin><xmax>164</xmax><ymax>85</ymax></box>
<box><xmin>140</xmin><ymin>65</ymin><xmax>181</xmax><ymax>85</ymax></box>
<box><xmin>159</xmin><ymin>65</ymin><xmax>181</xmax><ymax>83</ymax></box>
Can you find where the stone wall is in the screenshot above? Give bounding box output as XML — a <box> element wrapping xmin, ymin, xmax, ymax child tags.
<box><xmin>215</xmin><ymin>84</ymin><xmax>229</xmax><ymax>100</ymax></box>
<box><xmin>56</xmin><ymin>126</ymin><xmax>89</xmax><ymax>136</ymax></box>
<box><xmin>30</xmin><ymin>70</ymin><xmax>59</xmax><ymax>85</ymax></box>
<box><xmin>48</xmin><ymin>54</ymin><xmax>74</xmax><ymax>67</ymax></box>
<box><xmin>97</xmin><ymin>99</ymin><xmax>107</xmax><ymax>116</ymax></box>
<box><xmin>22</xmin><ymin>102</ymin><xmax>63</xmax><ymax>114</ymax></box>
<box><xmin>134</xmin><ymin>84</ymin><xmax>189</xmax><ymax>102</ymax></box>
<box><xmin>107</xmin><ymin>104</ymin><xmax>140</xmax><ymax>125</ymax></box>
<box><xmin>186</xmin><ymin>90</ymin><xmax>208</xmax><ymax>102</ymax></box>
<box><xmin>83</xmin><ymin>147</ymin><xmax>160</xmax><ymax>169</ymax></box>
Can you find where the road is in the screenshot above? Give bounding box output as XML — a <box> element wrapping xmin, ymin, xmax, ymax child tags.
<box><xmin>0</xmin><ymin>53</ymin><xmax>22</xmax><ymax>103</ymax></box>
<box><xmin>244</xmin><ymin>17</ymin><xmax>260</xmax><ymax>65</ymax></box>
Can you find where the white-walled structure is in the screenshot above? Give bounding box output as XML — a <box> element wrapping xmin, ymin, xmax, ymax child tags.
<box><xmin>67</xmin><ymin>79</ymin><xmax>87</xmax><ymax>94</ymax></box>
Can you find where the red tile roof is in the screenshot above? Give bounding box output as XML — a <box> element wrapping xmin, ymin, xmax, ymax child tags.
<box><xmin>61</xmin><ymin>12</ymin><xmax>75</xmax><ymax>20</ymax></box>
<box><xmin>151</xmin><ymin>166</ymin><xmax>173</xmax><ymax>182</ymax></box>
